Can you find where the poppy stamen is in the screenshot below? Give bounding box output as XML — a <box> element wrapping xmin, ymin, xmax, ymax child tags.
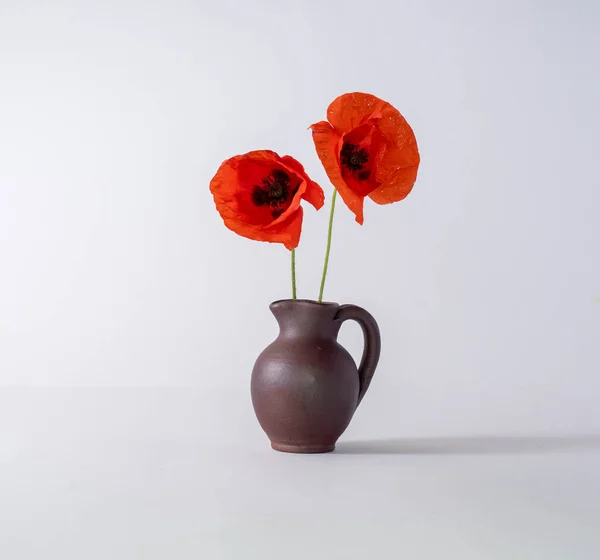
<box><xmin>252</xmin><ymin>169</ymin><xmax>296</xmax><ymax>217</ymax></box>
<box><xmin>340</xmin><ymin>143</ymin><xmax>369</xmax><ymax>173</ymax></box>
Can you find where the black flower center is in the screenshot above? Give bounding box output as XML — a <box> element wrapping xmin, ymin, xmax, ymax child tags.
<box><xmin>340</xmin><ymin>142</ymin><xmax>369</xmax><ymax>173</ymax></box>
<box><xmin>251</xmin><ymin>169</ymin><xmax>298</xmax><ymax>218</ymax></box>
<box><xmin>269</xmin><ymin>183</ymin><xmax>284</xmax><ymax>200</ymax></box>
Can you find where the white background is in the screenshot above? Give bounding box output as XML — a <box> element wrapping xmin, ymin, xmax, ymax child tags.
<box><xmin>1</xmin><ymin>0</ymin><xmax>599</xmax><ymax>558</ymax></box>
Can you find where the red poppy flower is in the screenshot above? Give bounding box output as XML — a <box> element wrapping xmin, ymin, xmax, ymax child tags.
<box><xmin>310</xmin><ymin>92</ymin><xmax>420</xmax><ymax>224</ymax></box>
<box><xmin>210</xmin><ymin>150</ymin><xmax>324</xmax><ymax>250</ymax></box>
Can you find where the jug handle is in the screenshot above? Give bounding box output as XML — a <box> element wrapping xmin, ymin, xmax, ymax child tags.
<box><xmin>335</xmin><ymin>304</ymin><xmax>381</xmax><ymax>406</ymax></box>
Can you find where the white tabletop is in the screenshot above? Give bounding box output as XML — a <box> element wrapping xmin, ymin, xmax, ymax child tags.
<box><xmin>2</xmin><ymin>387</ymin><xmax>599</xmax><ymax>559</ymax></box>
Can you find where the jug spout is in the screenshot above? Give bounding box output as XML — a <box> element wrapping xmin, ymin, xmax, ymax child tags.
<box><xmin>270</xmin><ymin>299</ymin><xmax>340</xmax><ymax>339</ymax></box>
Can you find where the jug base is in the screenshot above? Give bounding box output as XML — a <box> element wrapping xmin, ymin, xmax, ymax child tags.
<box><xmin>271</xmin><ymin>441</ymin><xmax>335</xmax><ymax>454</ymax></box>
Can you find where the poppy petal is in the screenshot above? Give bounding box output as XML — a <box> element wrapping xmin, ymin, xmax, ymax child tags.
<box><xmin>375</xmin><ymin>135</ymin><xmax>420</xmax><ymax>178</ymax></box>
<box><xmin>368</xmin><ymin>165</ymin><xmax>419</xmax><ymax>205</ymax></box>
<box><xmin>280</xmin><ymin>155</ymin><xmax>325</xmax><ymax>210</ymax></box>
<box><xmin>220</xmin><ymin>206</ymin><xmax>303</xmax><ymax>250</ymax></box>
<box><xmin>326</xmin><ymin>92</ymin><xmax>386</xmax><ymax>133</ymax></box>
<box><xmin>280</xmin><ymin>155</ymin><xmax>308</xmax><ymax>176</ymax></box>
<box><xmin>310</xmin><ymin>120</ymin><xmax>365</xmax><ymax>225</ymax></box>
<box><xmin>376</xmin><ymin>104</ymin><xmax>417</xmax><ymax>147</ymax></box>
<box><xmin>264</xmin><ymin>206</ymin><xmax>303</xmax><ymax>250</ymax></box>
<box><xmin>370</xmin><ymin>116</ymin><xmax>420</xmax><ymax>204</ymax></box>
<box><xmin>303</xmin><ymin>179</ymin><xmax>326</xmax><ymax>211</ymax></box>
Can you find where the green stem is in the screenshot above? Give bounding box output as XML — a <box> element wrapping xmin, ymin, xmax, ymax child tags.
<box><xmin>318</xmin><ymin>189</ymin><xmax>337</xmax><ymax>303</ymax></box>
<box><xmin>291</xmin><ymin>248</ymin><xmax>297</xmax><ymax>300</ymax></box>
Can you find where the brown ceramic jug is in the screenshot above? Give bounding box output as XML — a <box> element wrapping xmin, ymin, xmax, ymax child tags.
<box><xmin>251</xmin><ymin>299</ymin><xmax>381</xmax><ymax>453</ymax></box>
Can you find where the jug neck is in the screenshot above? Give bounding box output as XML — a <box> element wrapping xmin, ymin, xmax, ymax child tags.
<box><xmin>270</xmin><ymin>299</ymin><xmax>340</xmax><ymax>339</ymax></box>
